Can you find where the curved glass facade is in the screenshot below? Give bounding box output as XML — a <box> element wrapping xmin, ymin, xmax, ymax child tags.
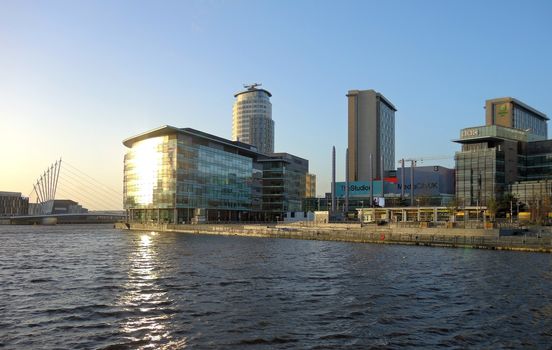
<box><xmin>124</xmin><ymin>130</ymin><xmax>263</xmax><ymax>223</ymax></box>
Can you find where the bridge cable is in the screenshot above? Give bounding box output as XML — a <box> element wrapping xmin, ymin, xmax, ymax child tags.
<box><xmin>60</xmin><ymin>166</ymin><xmax>122</xmax><ymax>205</ymax></box>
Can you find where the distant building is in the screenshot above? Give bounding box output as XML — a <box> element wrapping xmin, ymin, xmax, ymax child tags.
<box><xmin>0</xmin><ymin>192</ymin><xmax>29</xmax><ymax>216</ymax></box>
<box><xmin>49</xmin><ymin>199</ymin><xmax>88</xmax><ymax>214</ymax></box>
<box><xmin>305</xmin><ymin>173</ymin><xmax>316</xmax><ymax>198</ymax></box>
<box><xmin>347</xmin><ymin>89</ymin><xmax>397</xmax><ymax>182</ymax></box>
<box><xmin>485</xmin><ymin>97</ymin><xmax>548</xmax><ymax>139</ymax></box>
<box><xmin>29</xmin><ymin>199</ymin><xmax>88</xmax><ymax>215</ymax></box>
<box><xmin>332</xmin><ymin>165</ymin><xmax>455</xmax><ymax>207</ymax></box>
<box><xmin>232</xmin><ymin>84</ymin><xmax>274</xmax><ymax>154</ymax></box>
<box><xmin>123</xmin><ymin>125</ymin><xmax>309</xmax><ymax>223</ymax></box>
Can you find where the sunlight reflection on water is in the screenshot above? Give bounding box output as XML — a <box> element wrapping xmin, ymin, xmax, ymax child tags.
<box><xmin>117</xmin><ymin>232</ymin><xmax>187</xmax><ymax>349</ymax></box>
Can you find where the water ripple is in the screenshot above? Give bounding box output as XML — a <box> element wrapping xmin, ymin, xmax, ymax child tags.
<box><xmin>2</xmin><ymin>225</ymin><xmax>552</xmax><ymax>348</ymax></box>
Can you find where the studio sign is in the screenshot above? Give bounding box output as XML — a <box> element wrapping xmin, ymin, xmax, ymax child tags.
<box><xmin>340</xmin><ymin>184</ymin><xmax>371</xmax><ymax>192</ymax></box>
<box><xmin>397</xmin><ymin>182</ymin><xmax>438</xmax><ymax>190</ymax></box>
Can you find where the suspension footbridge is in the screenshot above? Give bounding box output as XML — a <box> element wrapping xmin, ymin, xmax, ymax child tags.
<box><xmin>3</xmin><ymin>159</ymin><xmax>125</xmax><ymax>224</ymax></box>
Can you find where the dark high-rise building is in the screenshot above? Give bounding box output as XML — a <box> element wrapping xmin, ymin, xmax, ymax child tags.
<box><xmin>347</xmin><ymin>89</ymin><xmax>397</xmax><ymax>182</ymax></box>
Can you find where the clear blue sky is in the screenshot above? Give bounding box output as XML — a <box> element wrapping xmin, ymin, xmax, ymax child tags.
<box><xmin>1</xmin><ymin>0</ymin><xmax>551</xmax><ymax>208</ymax></box>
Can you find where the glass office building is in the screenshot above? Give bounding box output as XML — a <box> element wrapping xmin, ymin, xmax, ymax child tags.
<box><xmin>455</xmin><ymin>125</ymin><xmax>552</xmax><ymax>207</ymax></box>
<box><xmin>260</xmin><ymin>153</ymin><xmax>308</xmax><ymax>216</ymax></box>
<box><xmin>123</xmin><ymin>126</ymin><xmax>308</xmax><ymax>223</ymax></box>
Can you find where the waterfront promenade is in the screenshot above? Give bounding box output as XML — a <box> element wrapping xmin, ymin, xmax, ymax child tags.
<box><xmin>117</xmin><ymin>222</ymin><xmax>552</xmax><ymax>253</ymax></box>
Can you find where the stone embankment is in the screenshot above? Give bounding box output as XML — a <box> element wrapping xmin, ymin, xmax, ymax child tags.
<box><xmin>115</xmin><ymin>222</ymin><xmax>552</xmax><ymax>253</ymax></box>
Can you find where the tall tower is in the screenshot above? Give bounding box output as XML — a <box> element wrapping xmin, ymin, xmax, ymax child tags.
<box><xmin>347</xmin><ymin>89</ymin><xmax>397</xmax><ymax>182</ymax></box>
<box><xmin>232</xmin><ymin>83</ymin><xmax>274</xmax><ymax>154</ymax></box>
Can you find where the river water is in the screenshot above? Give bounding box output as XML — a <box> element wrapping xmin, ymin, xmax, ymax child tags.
<box><xmin>1</xmin><ymin>225</ymin><xmax>552</xmax><ymax>349</ymax></box>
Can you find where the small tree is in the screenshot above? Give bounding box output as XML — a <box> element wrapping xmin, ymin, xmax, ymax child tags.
<box><xmin>486</xmin><ymin>198</ymin><xmax>498</xmax><ymax>222</ymax></box>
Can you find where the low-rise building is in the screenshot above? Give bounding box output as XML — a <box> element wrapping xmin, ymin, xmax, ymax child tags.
<box><xmin>123</xmin><ymin>126</ymin><xmax>310</xmax><ymax>223</ymax></box>
<box><xmin>0</xmin><ymin>192</ymin><xmax>29</xmax><ymax>216</ymax></box>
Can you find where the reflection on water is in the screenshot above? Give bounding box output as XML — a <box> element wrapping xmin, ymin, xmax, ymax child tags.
<box><xmin>2</xmin><ymin>225</ymin><xmax>552</xmax><ymax>349</ymax></box>
<box><xmin>118</xmin><ymin>232</ymin><xmax>187</xmax><ymax>349</ymax></box>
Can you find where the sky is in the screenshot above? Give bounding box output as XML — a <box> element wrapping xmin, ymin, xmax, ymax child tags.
<box><xmin>1</xmin><ymin>0</ymin><xmax>551</xmax><ymax>209</ymax></box>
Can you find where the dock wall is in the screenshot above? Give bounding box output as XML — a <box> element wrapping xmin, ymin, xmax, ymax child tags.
<box><xmin>115</xmin><ymin>222</ymin><xmax>552</xmax><ymax>253</ymax></box>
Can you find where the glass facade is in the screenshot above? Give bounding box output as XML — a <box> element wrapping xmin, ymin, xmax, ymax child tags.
<box><xmin>124</xmin><ymin>127</ymin><xmax>308</xmax><ymax>223</ymax></box>
<box><xmin>510</xmin><ymin>180</ymin><xmax>552</xmax><ymax>206</ymax></box>
<box><xmin>124</xmin><ymin>131</ymin><xmax>262</xmax><ymax>223</ymax></box>
<box><xmin>513</xmin><ymin>106</ymin><xmax>547</xmax><ymax>139</ymax></box>
<box><xmin>455</xmin><ymin>126</ymin><xmax>552</xmax><ymax>207</ymax></box>
<box><xmin>379</xmin><ymin>101</ymin><xmax>395</xmax><ymax>172</ymax></box>
<box><xmin>176</xmin><ymin>138</ymin><xmax>257</xmax><ymax>212</ymax></box>
<box><xmin>455</xmin><ymin>148</ymin><xmax>503</xmax><ymax>206</ymax></box>
<box><xmin>124</xmin><ymin>135</ymin><xmax>177</xmax><ymax>209</ymax></box>
<box><xmin>261</xmin><ymin>154</ymin><xmax>308</xmax><ymax>216</ymax></box>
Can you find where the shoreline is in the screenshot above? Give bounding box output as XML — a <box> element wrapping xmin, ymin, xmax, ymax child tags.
<box><xmin>116</xmin><ymin>222</ymin><xmax>552</xmax><ymax>253</ymax></box>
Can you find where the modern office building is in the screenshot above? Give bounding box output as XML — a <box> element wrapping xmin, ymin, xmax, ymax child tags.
<box><xmin>0</xmin><ymin>192</ymin><xmax>29</xmax><ymax>216</ymax></box>
<box><xmin>485</xmin><ymin>97</ymin><xmax>548</xmax><ymax>139</ymax></box>
<box><xmin>232</xmin><ymin>83</ymin><xmax>274</xmax><ymax>154</ymax></box>
<box><xmin>259</xmin><ymin>153</ymin><xmax>309</xmax><ymax>216</ymax></box>
<box><xmin>347</xmin><ymin>89</ymin><xmax>397</xmax><ymax>182</ymax></box>
<box><xmin>455</xmin><ymin>97</ymin><xmax>550</xmax><ymax>207</ymax></box>
<box><xmin>123</xmin><ymin>125</ymin><xmax>308</xmax><ymax>223</ymax></box>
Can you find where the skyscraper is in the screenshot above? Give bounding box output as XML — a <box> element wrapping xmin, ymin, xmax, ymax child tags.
<box><xmin>347</xmin><ymin>89</ymin><xmax>397</xmax><ymax>182</ymax></box>
<box><xmin>232</xmin><ymin>83</ymin><xmax>274</xmax><ymax>154</ymax></box>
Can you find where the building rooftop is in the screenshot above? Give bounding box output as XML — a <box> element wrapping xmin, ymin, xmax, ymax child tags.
<box><xmin>346</xmin><ymin>89</ymin><xmax>397</xmax><ymax>111</ymax></box>
<box><xmin>453</xmin><ymin>125</ymin><xmax>531</xmax><ymax>144</ymax></box>
<box><xmin>486</xmin><ymin>97</ymin><xmax>548</xmax><ymax>120</ymax></box>
<box><xmin>122</xmin><ymin>125</ymin><xmax>261</xmax><ymax>155</ymax></box>
<box><xmin>234</xmin><ymin>84</ymin><xmax>272</xmax><ymax>98</ymax></box>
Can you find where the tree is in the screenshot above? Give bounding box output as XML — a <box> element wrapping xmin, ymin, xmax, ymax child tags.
<box><xmin>486</xmin><ymin>198</ymin><xmax>498</xmax><ymax>222</ymax></box>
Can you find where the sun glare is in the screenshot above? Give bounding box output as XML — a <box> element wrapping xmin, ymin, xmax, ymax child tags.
<box><xmin>133</xmin><ymin>137</ymin><xmax>164</xmax><ymax>205</ymax></box>
<box><xmin>141</xmin><ymin>234</ymin><xmax>151</xmax><ymax>246</ymax></box>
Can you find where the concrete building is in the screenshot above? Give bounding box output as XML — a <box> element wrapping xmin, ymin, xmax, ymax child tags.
<box><xmin>485</xmin><ymin>97</ymin><xmax>548</xmax><ymax>139</ymax></box>
<box><xmin>347</xmin><ymin>89</ymin><xmax>397</xmax><ymax>182</ymax></box>
<box><xmin>232</xmin><ymin>83</ymin><xmax>274</xmax><ymax>154</ymax></box>
<box><xmin>0</xmin><ymin>192</ymin><xmax>29</xmax><ymax>216</ymax></box>
<box><xmin>123</xmin><ymin>125</ymin><xmax>309</xmax><ymax>223</ymax></box>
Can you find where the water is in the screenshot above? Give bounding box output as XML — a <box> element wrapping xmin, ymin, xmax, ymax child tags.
<box><xmin>1</xmin><ymin>225</ymin><xmax>552</xmax><ymax>349</ymax></box>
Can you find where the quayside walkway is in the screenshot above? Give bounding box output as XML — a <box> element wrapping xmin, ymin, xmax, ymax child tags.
<box><xmin>116</xmin><ymin>222</ymin><xmax>552</xmax><ymax>253</ymax></box>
